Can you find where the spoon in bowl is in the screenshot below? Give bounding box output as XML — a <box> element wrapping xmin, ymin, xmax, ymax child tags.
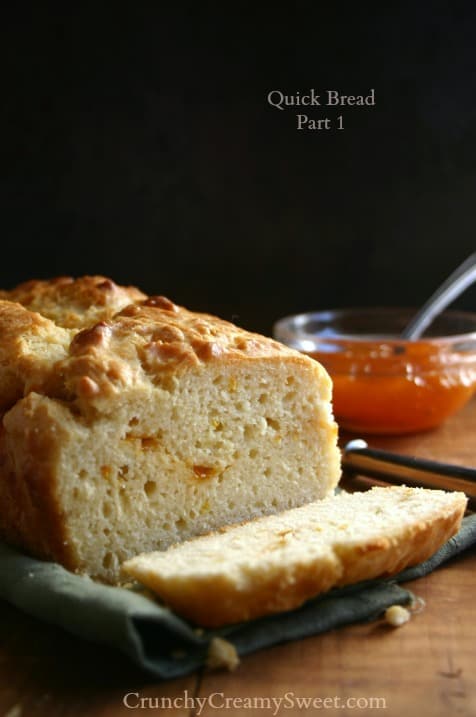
<box><xmin>401</xmin><ymin>252</ymin><xmax>476</xmax><ymax>340</ymax></box>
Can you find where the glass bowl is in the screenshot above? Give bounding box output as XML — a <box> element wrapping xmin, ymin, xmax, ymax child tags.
<box><xmin>273</xmin><ymin>307</ymin><xmax>476</xmax><ymax>435</ymax></box>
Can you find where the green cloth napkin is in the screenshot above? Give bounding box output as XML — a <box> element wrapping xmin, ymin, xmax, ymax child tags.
<box><xmin>1</xmin><ymin>514</ymin><xmax>475</xmax><ymax>680</ymax></box>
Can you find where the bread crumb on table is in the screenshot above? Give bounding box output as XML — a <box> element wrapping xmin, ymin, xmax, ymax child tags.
<box><xmin>385</xmin><ymin>604</ymin><xmax>411</xmax><ymax>627</ymax></box>
<box><xmin>206</xmin><ymin>637</ymin><xmax>240</xmax><ymax>672</ymax></box>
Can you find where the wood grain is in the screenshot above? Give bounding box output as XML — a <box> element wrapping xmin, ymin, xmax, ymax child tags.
<box><xmin>196</xmin><ymin>551</ymin><xmax>476</xmax><ymax>717</ymax></box>
<box><xmin>1</xmin><ymin>399</ymin><xmax>475</xmax><ymax>716</ymax></box>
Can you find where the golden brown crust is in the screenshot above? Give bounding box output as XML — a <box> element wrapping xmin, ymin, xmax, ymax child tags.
<box><xmin>58</xmin><ymin>297</ymin><xmax>321</xmax><ymax>415</ymax></box>
<box><xmin>0</xmin><ymin>394</ymin><xmax>76</xmax><ymax>568</ymax></box>
<box><xmin>0</xmin><ymin>275</ymin><xmax>146</xmax><ymax>329</ymax></box>
<box><xmin>0</xmin><ymin>275</ymin><xmax>147</xmax><ymax>411</ymax></box>
<box><xmin>0</xmin><ymin>277</ymin><xmax>322</xmax><ymax>417</ymax></box>
<box><xmin>0</xmin><ymin>300</ymin><xmax>71</xmax><ymax>411</ymax></box>
<box><xmin>334</xmin><ymin>509</ymin><xmax>464</xmax><ymax>586</ymax></box>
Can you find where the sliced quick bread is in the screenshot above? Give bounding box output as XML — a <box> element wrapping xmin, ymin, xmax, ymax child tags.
<box><xmin>0</xmin><ymin>276</ymin><xmax>340</xmax><ymax>581</ymax></box>
<box><xmin>122</xmin><ymin>486</ymin><xmax>467</xmax><ymax>626</ymax></box>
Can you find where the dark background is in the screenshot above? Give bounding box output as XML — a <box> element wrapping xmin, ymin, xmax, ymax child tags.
<box><xmin>2</xmin><ymin>2</ymin><xmax>476</xmax><ymax>334</ymax></box>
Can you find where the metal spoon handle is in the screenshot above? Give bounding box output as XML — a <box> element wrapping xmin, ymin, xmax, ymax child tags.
<box><xmin>342</xmin><ymin>439</ymin><xmax>476</xmax><ymax>510</ymax></box>
<box><xmin>401</xmin><ymin>252</ymin><xmax>476</xmax><ymax>340</ymax></box>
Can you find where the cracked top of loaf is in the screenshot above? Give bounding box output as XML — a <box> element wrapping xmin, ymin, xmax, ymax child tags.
<box><xmin>0</xmin><ymin>275</ymin><xmax>147</xmax><ymax>329</ymax></box>
<box><xmin>0</xmin><ymin>275</ymin><xmax>325</xmax><ymax>416</ymax></box>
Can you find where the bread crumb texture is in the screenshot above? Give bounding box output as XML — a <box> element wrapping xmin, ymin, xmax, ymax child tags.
<box><xmin>0</xmin><ymin>275</ymin><xmax>340</xmax><ymax>581</ymax></box>
<box><xmin>122</xmin><ymin>486</ymin><xmax>466</xmax><ymax>626</ymax></box>
<box><xmin>385</xmin><ymin>605</ymin><xmax>411</xmax><ymax>627</ymax></box>
<box><xmin>206</xmin><ymin>637</ymin><xmax>240</xmax><ymax>672</ymax></box>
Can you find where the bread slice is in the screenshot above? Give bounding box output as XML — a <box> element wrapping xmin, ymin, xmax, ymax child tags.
<box><xmin>122</xmin><ymin>486</ymin><xmax>467</xmax><ymax>627</ymax></box>
<box><xmin>0</xmin><ymin>276</ymin><xmax>340</xmax><ymax>582</ymax></box>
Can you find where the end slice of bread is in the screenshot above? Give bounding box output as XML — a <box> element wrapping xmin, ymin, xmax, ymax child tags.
<box><xmin>122</xmin><ymin>486</ymin><xmax>467</xmax><ymax>627</ymax></box>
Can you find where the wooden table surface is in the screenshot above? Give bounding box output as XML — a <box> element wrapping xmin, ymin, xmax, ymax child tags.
<box><xmin>1</xmin><ymin>400</ymin><xmax>476</xmax><ymax>717</ymax></box>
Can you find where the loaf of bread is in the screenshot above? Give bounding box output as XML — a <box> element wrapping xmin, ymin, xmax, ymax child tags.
<box><xmin>122</xmin><ymin>486</ymin><xmax>466</xmax><ymax>626</ymax></box>
<box><xmin>0</xmin><ymin>276</ymin><xmax>340</xmax><ymax>581</ymax></box>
